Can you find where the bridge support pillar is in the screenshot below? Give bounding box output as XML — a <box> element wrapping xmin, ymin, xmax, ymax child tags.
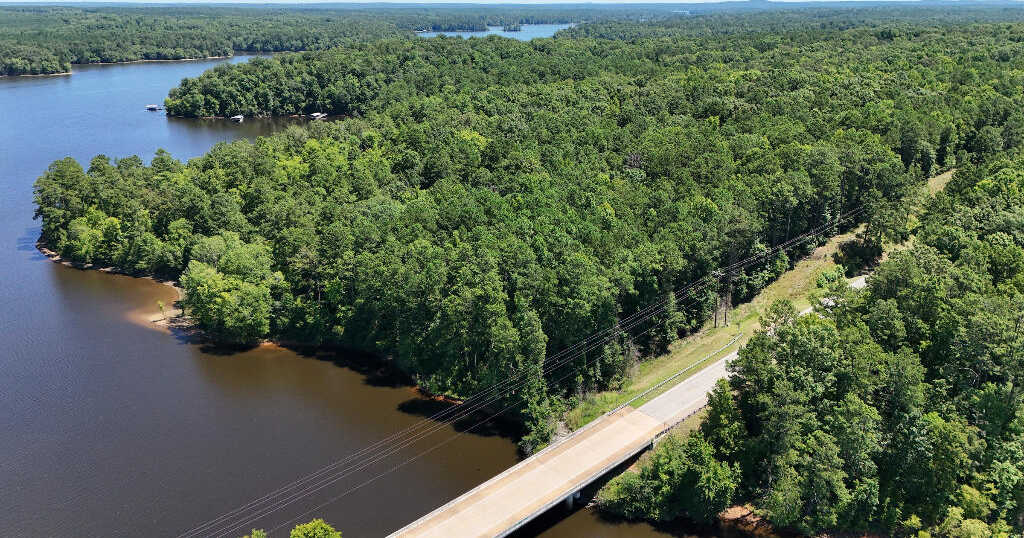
<box><xmin>563</xmin><ymin>490</ymin><xmax>582</xmax><ymax>510</ymax></box>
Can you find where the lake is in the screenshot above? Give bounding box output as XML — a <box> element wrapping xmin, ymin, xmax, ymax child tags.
<box><xmin>0</xmin><ymin>55</ymin><xmax>671</xmax><ymax>537</ymax></box>
<box><xmin>418</xmin><ymin>23</ymin><xmax>573</xmax><ymax>39</ymax></box>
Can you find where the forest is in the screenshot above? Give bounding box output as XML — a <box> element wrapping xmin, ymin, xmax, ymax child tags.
<box><xmin>0</xmin><ymin>4</ymin><xmax>657</xmax><ymax>76</ymax></box>
<box><xmin>160</xmin><ymin>5</ymin><xmax>1024</xmax><ymax>118</ymax></box>
<box><xmin>31</xmin><ymin>6</ymin><xmax>1024</xmax><ymax>534</ymax></box>
<box><xmin>601</xmin><ymin>155</ymin><xmax>1024</xmax><ymax>535</ymax></box>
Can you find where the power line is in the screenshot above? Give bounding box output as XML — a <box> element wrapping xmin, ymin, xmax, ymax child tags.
<box><xmin>178</xmin><ymin>207</ymin><xmax>864</xmax><ymax>537</ymax></box>
<box><xmin>184</xmin><ymin>209</ymin><xmax>862</xmax><ymax>537</ymax></box>
<box><xmin>201</xmin><ymin>291</ymin><xmax>707</xmax><ymax>538</ymax></box>
<box><xmin>186</xmin><ymin>210</ymin><xmax>861</xmax><ymax>537</ymax></box>
<box><xmin>228</xmin><ymin>292</ymin><xmax>712</xmax><ymax>538</ymax></box>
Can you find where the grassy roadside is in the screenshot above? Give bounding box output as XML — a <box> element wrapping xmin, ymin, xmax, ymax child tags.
<box><xmin>563</xmin><ymin>168</ymin><xmax>956</xmax><ymax>432</ymax></box>
<box><xmin>564</xmin><ymin>226</ymin><xmax>857</xmax><ymax>430</ymax></box>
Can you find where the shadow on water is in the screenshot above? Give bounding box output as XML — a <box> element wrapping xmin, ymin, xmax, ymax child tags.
<box><xmin>505</xmin><ymin>437</ymin><xmax>756</xmax><ymax>538</ymax></box>
<box><xmin>320</xmin><ymin>348</ymin><xmax>414</xmax><ymax>388</ymax></box>
<box><xmin>176</xmin><ymin>322</ymin><xmax>523</xmax><ymax>441</ymax></box>
<box><xmin>1</xmin><ymin>55</ymin><xmax>518</xmax><ymax>538</ymax></box>
<box><xmin>165</xmin><ymin>115</ymin><xmax>304</xmax><ymax>139</ymax></box>
<box><xmin>396</xmin><ymin>397</ymin><xmax>521</xmax><ymax>440</ymax></box>
<box><xmin>508</xmin><ymin>449</ymin><xmax>650</xmax><ymax>537</ymax></box>
<box><xmin>17</xmin><ymin>228</ymin><xmax>48</xmax><ymax>258</ymax></box>
<box><xmin>168</xmin><ymin>322</ymin><xmax>417</xmax><ymax>389</ymax></box>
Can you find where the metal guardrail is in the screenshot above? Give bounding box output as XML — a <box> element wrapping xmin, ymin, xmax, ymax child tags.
<box><xmin>620</xmin><ymin>331</ymin><xmax>743</xmax><ymax>412</ymax></box>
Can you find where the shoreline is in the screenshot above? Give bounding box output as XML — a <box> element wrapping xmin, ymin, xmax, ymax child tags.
<box><xmin>1</xmin><ymin>56</ymin><xmax>230</xmax><ymax>78</ymax></box>
<box><xmin>719</xmin><ymin>505</ymin><xmax>784</xmax><ymax>538</ymax></box>
<box><xmin>0</xmin><ymin>71</ymin><xmax>72</xmax><ymax>78</ymax></box>
<box><xmin>35</xmin><ymin>241</ymin><xmax>419</xmax><ymax>373</ymax></box>
<box><xmin>36</xmin><ymin>243</ymin><xmax>490</xmax><ymax>416</ymax></box>
<box><xmin>37</xmin><ymin>244</ymin><xmax>185</xmax><ymax>330</ymax></box>
<box><xmin>78</xmin><ymin>55</ymin><xmax>231</xmax><ymax>67</ymax></box>
<box><xmin>173</xmin><ymin>112</ymin><xmax>333</xmax><ymax>121</ymax></box>
<box><xmin>37</xmin><ymin>243</ymin><xmax>182</xmax><ymax>296</ymax></box>
<box><xmin>3</xmin><ymin>50</ymin><xmax>308</xmax><ymax>78</ymax></box>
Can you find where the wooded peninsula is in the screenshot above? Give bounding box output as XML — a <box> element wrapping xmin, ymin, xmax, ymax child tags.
<box><xmin>32</xmin><ymin>5</ymin><xmax>1024</xmax><ymax>536</ymax></box>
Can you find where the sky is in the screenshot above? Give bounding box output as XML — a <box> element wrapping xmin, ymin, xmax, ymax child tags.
<box><xmin>0</xmin><ymin>0</ymin><xmax>939</xmax><ymax>3</ymax></box>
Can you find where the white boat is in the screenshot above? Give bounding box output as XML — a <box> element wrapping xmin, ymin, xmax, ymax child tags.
<box><xmin>230</xmin><ymin>115</ymin><xmax>244</xmax><ymax>122</ymax></box>
<box><xmin>145</xmin><ymin>104</ymin><xmax>160</xmax><ymax>111</ymax></box>
<box><xmin>310</xmin><ymin>112</ymin><xmax>327</xmax><ymax>120</ymax></box>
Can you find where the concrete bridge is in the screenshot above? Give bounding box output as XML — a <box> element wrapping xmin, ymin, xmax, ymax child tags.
<box><xmin>387</xmin><ymin>264</ymin><xmax>869</xmax><ymax>538</ymax></box>
<box><xmin>388</xmin><ymin>351</ymin><xmax>737</xmax><ymax>538</ymax></box>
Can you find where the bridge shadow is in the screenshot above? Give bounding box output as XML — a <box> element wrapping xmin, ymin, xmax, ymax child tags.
<box><xmin>507</xmin><ymin>449</ymin><xmax>646</xmax><ymax>537</ymax></box>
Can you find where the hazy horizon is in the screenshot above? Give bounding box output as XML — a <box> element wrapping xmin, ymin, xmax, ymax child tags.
<box><xmin>0</xmin><ymin>0</ymin><xmax>950</xmax><ymax>4</ymax></box>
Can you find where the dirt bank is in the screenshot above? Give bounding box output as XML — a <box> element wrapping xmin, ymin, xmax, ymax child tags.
<box><xmin>37</xmin><ymin>244</ymin><xmax>184</xmax><ymax>331</ymax></box>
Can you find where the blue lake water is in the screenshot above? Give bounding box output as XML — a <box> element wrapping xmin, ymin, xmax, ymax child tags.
<box><xmin>418</xmin><ymin>23</ymin><xmax>572</xmax><ymax>39</ymax></box>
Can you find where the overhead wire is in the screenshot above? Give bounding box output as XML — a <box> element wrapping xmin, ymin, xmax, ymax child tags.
<box><xmin>201</xmin><ymin>290</ymin><xmax>708</xmax><ymax>538</ymax></box>
<box><xmin>232</xmin><ymin>291</ymin><xmax>712</xmax><ymax>538</ymax></box>
<box><xmin>179</xmin><ymin>207</ymin><xmax>865</xmax><ymax>537</ymax></box>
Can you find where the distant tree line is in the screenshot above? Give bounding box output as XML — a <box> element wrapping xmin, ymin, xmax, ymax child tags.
<box><xmin>556</xmin><ymin>4</ymin><xmax>1024</xmax><ymax>40</ymax></box>
<box><xmin>0</xmin><ymin>4</ymin><xmax>649</xmax><ymax>76</ymax></box>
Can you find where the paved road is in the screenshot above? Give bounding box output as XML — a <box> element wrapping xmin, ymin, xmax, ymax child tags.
<box><xmin>390</xmin><ymin>407</ymin><xmax>665</xmax><ymax>538</ymax></box>
<box><xmin>389</xmin><ymin>346</ymin><xmax>745</xmax><ymax>537</ymax></box>
<box><xmin>640</xmin><ymin>273</ymin><xmax>869</xmax><ymax>427</ymax></box>
<box><xmin>637</xmin><ymin>351</ymin><xmax>736</xmax><ymax>425</ymax></box>
<box><xmin>390</xmin><ymin>349</ymin><xmax>747</xmax><ymax>537</ymax></box>
<box><xmin>391</xmin><ymin>275</ymin><xmax>870</xmax><ymax>537</ymax></box>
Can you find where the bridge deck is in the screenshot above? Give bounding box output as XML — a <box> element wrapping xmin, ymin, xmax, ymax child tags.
<box><xmin>389</xmin><ymin>278</ymin><xmax>864</xmax><ymax>537</ymax></box>
<box><xmin>390</xmin><ymin>346</ymin><xmax>747</xmax><ymax>538</ymax></box>
<box><xmin>390</xmin><ymin>406</ymin><xmax>666</xmax><ymax>538</ymax></box>
<box><xmin>638</xmin><ymin>352</ymin><xmax>734</xmax><ymax>425</ymax></box>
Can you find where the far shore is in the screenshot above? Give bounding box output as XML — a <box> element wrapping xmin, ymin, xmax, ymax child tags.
<box><xmin>1</xmin><ymin>51</ymin><xmax>301</xmax><ymax>78</ymax></box>
<box><xmin>1</xmin><ymin>56</ymin><xmax>230</xmax><ymax>78</ymax></box>
<box><xmin>77</xmin><ymin>54</ymin><xmax>232</xmax><ymax>67</ymax></box>
<box><xmin>0</xmin><ymin>71</ymin><xmax>71</xmax><ymax>78</ymax></box>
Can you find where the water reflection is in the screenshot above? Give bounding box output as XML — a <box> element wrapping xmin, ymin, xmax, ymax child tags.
<box><xmin>165</xmin><ymin>115</ymin><xmax>303</xmax><ymax>139</ymax></box>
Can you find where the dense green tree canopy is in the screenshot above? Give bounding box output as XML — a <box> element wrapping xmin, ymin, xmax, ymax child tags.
<box><xmin>610</xmin><ymin>153</ymin><xmax>1024</xmax><ymax>533</ymax></box>
<box><xmin>33</xmin><ymin>8</ymin><xmax>1024</xmax><ymax>463</ymax></box>
<box><xmin>599</xmin><ymin>432</ymin><xmax>740</xmax><ymax>524</ymax></box>
<box><xmin>684</xmin><ymin>156</ymin><xmax>1024</xmax><ymax>534</ymax></box>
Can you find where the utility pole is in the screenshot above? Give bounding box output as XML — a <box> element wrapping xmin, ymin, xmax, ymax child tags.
<box><xmin>714</xmin><ymin>281</ymin><xmax>731</xmax><ymax>327</ymax></box>
<box><xmin>714</xmin><ymin>286</ymin><xmax>719</xmax><ymax>328</ymax></box>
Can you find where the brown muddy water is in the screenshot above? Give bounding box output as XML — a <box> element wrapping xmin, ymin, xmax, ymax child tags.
<box><xmin>0</xmin><ymin>56</ymin><xmax>677</xmax><ymax>537</ymax></box>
